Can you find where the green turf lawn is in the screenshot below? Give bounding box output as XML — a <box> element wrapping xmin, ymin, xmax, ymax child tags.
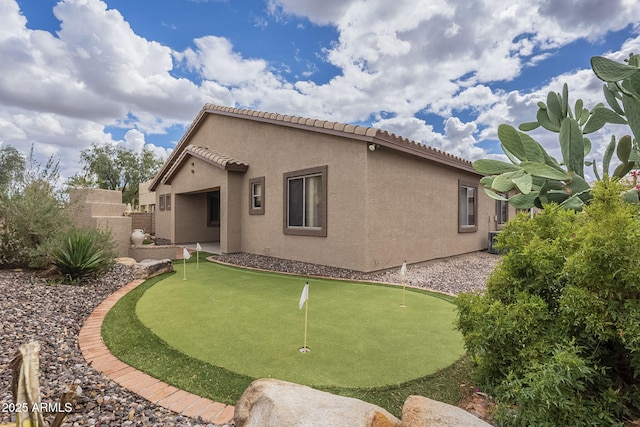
<box><xmin>135</xmin><ymin>259</ymin><xmax>465</xmax><ymax>389</ymax></box>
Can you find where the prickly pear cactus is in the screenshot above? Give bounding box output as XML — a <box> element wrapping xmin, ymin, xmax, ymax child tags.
<box><xmin>475</xmin><ymin>54</ymin><xmax>640</xmax><ymax>210</ymax></box>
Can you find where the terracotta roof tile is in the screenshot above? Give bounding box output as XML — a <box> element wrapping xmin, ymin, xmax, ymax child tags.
<box><xmin>149</xmin><ymin>103</ymin><xmax>478</xmax><ymax>191</ymax></box>
<box><xmin>161</xmin><ymin>145</ymin><xmax>248</xmax><ymax>185</ymax></box>
<box><xmin>187</xmin><ymin>146</ymin><xmax>248</xmax><ymax>170</ymax></box>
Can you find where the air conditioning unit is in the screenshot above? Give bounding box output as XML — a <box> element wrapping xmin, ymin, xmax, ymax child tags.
<box><xmin>488</xmin><ymin>231</ymin><xmax>500</xmax><ymax>254</ymax></box>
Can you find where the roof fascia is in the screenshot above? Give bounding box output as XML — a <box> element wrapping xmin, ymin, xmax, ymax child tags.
<box><xmin>372</xmin><ymin>133</ymin><xmax>482</xmax><ymax>176</ymax></box>
<box><xmin>162</xmin><ymin>148</ymin><xmax>247</xmax><ymax>185</ymax></box>
<box><xmin>149</xmin><ymin>107</ymin><xmax>210</xmax><ymax>191</ymax></box>
<box><xmin>205</xmin><ymin>107</ymin><xmax>377</xmax><ymax>142</ymax></box>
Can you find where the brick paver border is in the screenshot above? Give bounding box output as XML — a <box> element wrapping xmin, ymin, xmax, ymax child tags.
<box><xmin>78</xmin><ymin>278</ymin><xmax>235</xmax><ymax>426</ymax></box>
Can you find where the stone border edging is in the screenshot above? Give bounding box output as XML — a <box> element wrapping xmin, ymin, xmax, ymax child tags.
<box><xmin>78</xmin><ymin>278</ymin><xmax>235</xmax><ymax>426</ymax></box>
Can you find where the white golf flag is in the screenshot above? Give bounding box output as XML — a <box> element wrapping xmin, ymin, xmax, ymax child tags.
<box><xmin>196</xmin><ymin>243</ymin><xmax>202</xmax><ymax>251</ymax></box>
<box><xmin>183</xmin><ymin>247</ymin><xmax>191</xmax><ymax>260</ymax></box>
<box><xmin>299</xmin><ymin>283</ymin><xmax>309</xmax><ymax>309</ymax></box>
<box><xmin>400</xmin><ymin>261</ymin><xmax>407</xmax><ymax>278</ymax></box>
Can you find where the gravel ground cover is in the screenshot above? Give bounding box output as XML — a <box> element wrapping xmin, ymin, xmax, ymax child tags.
<box><xmin>1</xmin><ymin>250</ymin><xmax>500</xmax><ymax>426</ymax></box>
<box><xmin>0</xmin><ymin>264</ymin><xmax>218</xmax><ymax>427</ymax></box>
<box><xmin>213</xmin><ymin>250</ymin><xmax>501</xmax><ymax>295</ymax></box>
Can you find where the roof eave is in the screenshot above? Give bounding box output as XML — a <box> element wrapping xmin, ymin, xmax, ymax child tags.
<box><xmin>204</xmin><ymin>106</ymin><xmax>378</xmax><ymax>142</ymax></box>
<box><xmin>372</xmin><ymin>132</ymin><xmax>482</xmax><ymax>176</ymax></box>
<box><xmin>160</xmin><ymin>147</ymin><xmax>248</xmax><ymax>186</ymax></box>
<box><xmin>149</xmin><ymin>104</ymin><xmax>482</xmax><ymax>191</ymax></box>
<box><xmin>149</xmin><ymin>106</ymin><xmax>211</xmax><ymax>191</ymax></box>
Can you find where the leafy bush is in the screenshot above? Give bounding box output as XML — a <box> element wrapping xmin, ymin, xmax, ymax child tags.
<box><xmin>52</xmin><ymin>228</ymin><xmax>115</xmax><ymax>282</ymax></box>
<box><xmin>456</xmin><ymin>180</ymin><xmax>640</xmax><ymax>425</ymax></box>
<box><xmin>0</xmin><ymin>146</ymin><xmax>71</xmax><ymax>268</ymax></box>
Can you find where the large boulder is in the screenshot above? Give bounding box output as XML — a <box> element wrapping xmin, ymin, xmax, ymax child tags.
<box><xmin>132</xmin><ymin>259</ymin><xmax>173</xmax><ymax>279</ymax></box>
<box><xmin>234</xmin><ymin>378</ymin><xmax>401</xmax><ymax>427</ymax></box>
<box><xmin>401</xmin><ymin>395</ymin><xmax>491</xmax><ymax>427</ymax></box>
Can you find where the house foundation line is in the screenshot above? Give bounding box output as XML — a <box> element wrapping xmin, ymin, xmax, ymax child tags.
<box><xmin>78</xmin><ymin>278</ymin><xmax>234</xmax><ymax>426</ymax></box>
<box><xmin>207</xmin><ymin>256</ymin><xmax>458</xmax><ymax>298</ymax></box>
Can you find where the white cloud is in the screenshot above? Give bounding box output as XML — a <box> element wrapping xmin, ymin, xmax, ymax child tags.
<box><xmin>1</xmin><ymin>0</ymin><xmax>640</xmax><ymax>183</ymax></box>
<box><xmin>372</xmin><ymin>114</ymin><xmax>485</xmax><ymax>161</ymax></box>
<box><xmin>267</xmin><ymin>0</ymin><xmax>354</xmax><ymax>25</ymax></box>
<box><xmin>267</xmin><ymin>0</ymin><xmax>640</xmax><ymax>126</ymax></box>
<box><xmin>0</xmin><ymin>0</ymin><xmax>205</xmax><ymax>179</ymax></box>
<box><xmin>179</xmin><ymin>36</ymin><xmax>269</xmax><ymax>86</ymax></box>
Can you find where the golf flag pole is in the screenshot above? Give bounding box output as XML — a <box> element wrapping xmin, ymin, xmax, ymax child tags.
<box><xmin>299</xmin><ymin>282</ymin><xmax>310</xmax><ymax>353</ymax></box>
<box><xmin>400</xmin><ymin>260</ymin><xmax>407</xmax><ymax>308</ymax></box>
<box><xmin>196</xmin><ymin>243</ymin><xmax>202</xmax><ymax>269</ymax></box>
<box><xmin>182</xmin><ymin>247</ymin><xmax>191</xmax><ymax>280</ymax></box>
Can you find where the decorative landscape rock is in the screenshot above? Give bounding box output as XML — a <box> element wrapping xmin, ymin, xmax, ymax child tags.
<box><xmin>2</xmin><ymin>253</ymin><xmax>497</xmax><ymax>426</ymax></box>
<box><xmin>214</xmin><ymin>251</ymin><xmax>499</xmax><ymax>296</ymax></box>
<box><xmin>115</xmin><ymin>257</ymin><xmax>137</xmax><ymax>266</ymax></box>
<box><xmin>132</xmin><ymin>258</ymin><xmax>173</xmax><ymax>279</ymax></box>
<box><xmin>401</xmin><ymin>395</ymin><xmax>491</xmax><ymax>427</ymax></box>
<box><xmin>234</xmin><ymin>378</ymin><xmax>401</xmax><ymax>427</ymax></box>
<box><xmin>1</xmin><ymin>264</ymin><xmax>228</xmax><ymax>426</ymax></box>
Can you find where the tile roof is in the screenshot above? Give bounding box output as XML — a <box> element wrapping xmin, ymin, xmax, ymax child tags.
<box><xmin>150</xmin><ymin>104</ymin><xmax>479</xmax><ymax>190</ymax></box>
<box><xmin>161</xmin><ymin>145</ymin><xmax>248</xmax><ymax>185</ymax></box>
<box><xmin>200</xmin><ymin>104</ymin><xmax>476</xmax><ymax>173</ymax></box>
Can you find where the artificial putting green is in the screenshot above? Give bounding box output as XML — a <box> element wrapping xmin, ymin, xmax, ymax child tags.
<box><xmin>135</xmin><ymin>260</ymin><xmax>464</xmax><ymax>389</ymax></box>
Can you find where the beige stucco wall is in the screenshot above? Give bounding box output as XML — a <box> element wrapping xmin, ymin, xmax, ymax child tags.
<box><xmin>129</xmin><ymin>245</ymin><xmax>182</xmax><ymax>262</ymax></box>
<box><xmin>164</xmin><ymin>155</ymin><xmax>226</xmax><ymax>246</ymax></box>
<box><xmin>209</xmin><ymin>114</ymin><xmax>367</xmax><ymax>270</ymax></box>
<box><xmin>155</xmin><ymin>113</ymin><xmax>496</xmax><ymax>272</ymax></box>
<box><xmin>67</xmin><ymin>188</ymin><xmax>132</xmax><ymax>257</ymax></box>
<box><xmin>364</xmin><ymin>148</ymin><xmax>491</xmax><ymax>271</ymax></box>
<box><xmin>138</xmin><ymin>179</ymin><xmax>155</xmax><ymax>212</ymax></box>
<box><xmin>154</xmin><ymin>182</ymin><xmax>174</xmax><ymax>244</ymax></box>
<box><xmin>157</xmin><ymin>114</ymin><xmax>369</xmax><ymax>270</ymax></box>
<box><xmin>95</xmin><ymin>216</ymin><xmax>132</xmax><ymax>258</ymax></box>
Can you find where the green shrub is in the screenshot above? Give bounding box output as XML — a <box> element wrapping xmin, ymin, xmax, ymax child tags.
<box><xmin>495</xmin><ymin>342</ymin><xmax>622</xmax><ymax>426</ymax></box>
<box><xmin>0</xmin><ymin>147</ymin><xmax>72</xmax><ymax>268</ymax></box>
<box><xmin>456</xmin><ymin>180</ymin><xmax>640</xmax><ymax>425</ymax></box>
<box><xmin>52</xmin><ymin>228</ymin><xmax>115</xmax><ymax>283</ymax></box>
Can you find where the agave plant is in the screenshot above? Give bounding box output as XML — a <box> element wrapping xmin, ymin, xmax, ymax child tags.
<box><xmin>52</xmin><ymin>229</ymin><xmax>113</xmax><ymax>282</ymax></box>
<box><xmin>475</xmin><ymin>54</ymin><xmax>640</xmax><ymax>210</ymax></box>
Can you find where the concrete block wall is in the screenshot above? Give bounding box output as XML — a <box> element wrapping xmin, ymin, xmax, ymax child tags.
<box><xmin>68</xmin><ymin>188</ymin><xmax>132</xmax><ymax>257</ymax></box>
<box><xmin>129</xmin><ymin>245</ymin><xmax>181</xmax><ymax>262</ymax></box>
<box><xmin>94</xmin><ymin>216</ymin><xmax>132</xmax><ymax>258</ymax></box>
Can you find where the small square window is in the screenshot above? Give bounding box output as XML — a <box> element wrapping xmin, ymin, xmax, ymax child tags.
<box><xmin>249</xmin><ymin>177</ymin><xmax>265</xmax><ymax>215</ymax></box>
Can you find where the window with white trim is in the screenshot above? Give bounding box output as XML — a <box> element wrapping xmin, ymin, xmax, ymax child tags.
<box><xmin>249</xmin><ymin>177</ymin><xmax>265</xmax><ymax>215</ymax></box>
<box><xmin>283</xmin><ymin>166</ymin><xmax>327</xmax><ymax>236</ymax></box>
<box><xmin>458</xmin><ymin>180</ymin><xmax>478</xmax><ymax>232</ymax></box>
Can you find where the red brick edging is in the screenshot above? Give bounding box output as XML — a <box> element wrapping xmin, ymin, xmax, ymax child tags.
<box><xmin>78</xmin><ymin>279</ymin><xmax>235</xmax><ymax>425</ymax></box>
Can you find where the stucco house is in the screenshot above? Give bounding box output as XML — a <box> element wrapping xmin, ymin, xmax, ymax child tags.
<box><xmin>149</xmin><ymin>104</ymin><xmax>508</xmax><ymax>272</ymax></box>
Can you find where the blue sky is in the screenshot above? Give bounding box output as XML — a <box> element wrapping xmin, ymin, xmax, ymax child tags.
<box><xmin>2</xmin><ymin>0</ymin><xmax>640</xmax><ymax>179</ymax></box>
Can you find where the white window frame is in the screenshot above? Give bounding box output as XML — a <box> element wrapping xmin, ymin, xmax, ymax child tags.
<box><xmin>249</xmin><ymin>177</ymin><xmax>265</xmax><ymax>215</ymax></box>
